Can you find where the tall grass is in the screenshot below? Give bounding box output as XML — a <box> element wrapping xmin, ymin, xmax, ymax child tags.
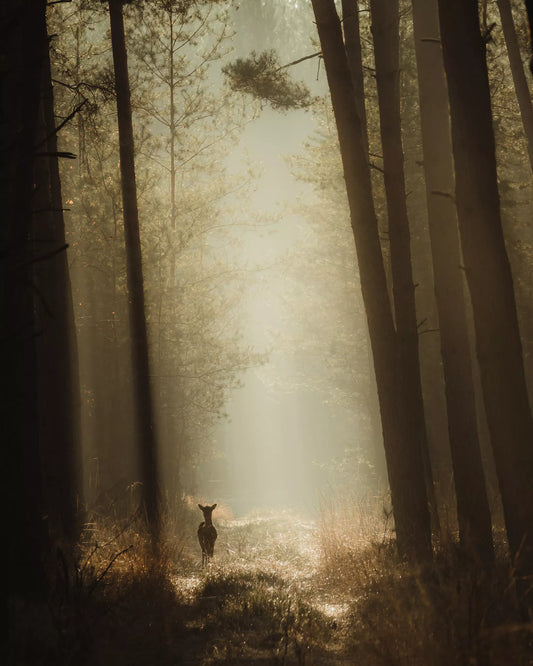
<box><xmin>10</xmin><ymin>497</ymin><xmax>533</xmax><ymax>665</ymax></box>
<box><xmin>317</xmin><ymin>492</ymin><xmax>533</xmax><ymax>665</ymax></box>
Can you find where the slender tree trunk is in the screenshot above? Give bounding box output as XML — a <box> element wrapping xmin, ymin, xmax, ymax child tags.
<box><xmin>497</xmin><ymin>0</ymin><xmax>533</xmax><ymax>177</ymax></box>
<box><xmin>1</xmin><ymin>0</ymin><xmax>50</xmax><ymax>601</ymax></box>
<box><xmin>109</xmin><ymin>0</ymin><xmax>160</xmax><ymax>541</ymax></box>
<box><xmin>412</xmin><ymin>0</ymin><xmax>494</xmax><ymax>563</ymax></box>
<box><xmin>340</xmin><ymin>1</ymin><xmax>387</xmax><ymax>487</ymax></box>
<box><xmin>311</xmin><ymin>0</ymin><xmax>432</xmax><ymax>563</ymax></box>
<box><xmin>438</xmin><ymin>0</ymin><xmax>533</xmax><ymax>591</ymax></box>
<box><xmin>369</xmin><ymin>0</ymin><xmax>440</xmax><ymax>540</ymax></box>
<box><xmin>33</xmin><ymin>14</ymin><xmax>82</xmax><ymax>544</ymax></box>
<box><xmin>341</xmin><ymin>0</ymin><xmax>369</xmax><ymax>157</ymax></box>
<box><xmin>169</xmin><ymin>8</ymin><xmax>177</xmax><ymax>233</ymax></box>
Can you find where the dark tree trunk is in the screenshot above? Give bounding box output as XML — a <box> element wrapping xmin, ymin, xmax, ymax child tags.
<box><xmin>33</xmin><ymin>12</ymin><xmax>82</xmax><ymax>544</ymax></box>
<box><xmin>497</xmin><ymin>0</ymin><xmax>533</xmax><ymax>177</ymax></box>
<box><xmin>341</xmin><ymin>0</ymin><xmax>369</xmax><ymax>157</ymax></box>
<box><xmin>370</xmin><ymin>0</ymin><xmax>440</xmax><ymax>540</ymax></box>
<box><xmin>1</xmin><ymin>0</ymin><xmax>50</xmax><ymax>601</ymax></box>
<box><xmin>340</xmin><ymin>1</ymin><xmax>387</xmax><ymax>487</ymax></box>
<box><xmin>109</xmin><ymin>0</ymin><xmax>160</xmax><ymax>541</ymax></box>
<box><xmin>311</xmin><ymin>0</ymin><xmax>432</xmax><ymax>563</ymax></box>
<box><xmin>438</xmin><ymin>0</ymin><xmax>533</xmax><ymax>590</ymax></box>
<box><xmin>411</xmin><ymin>0</ymin><xmax>494</xmax><ymax>564</ymax></box>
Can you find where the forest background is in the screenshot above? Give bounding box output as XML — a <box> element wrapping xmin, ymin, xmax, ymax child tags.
<box><xmin>4</xmin><ymin>0</ymin><xmax>533</xmax><ymax>664</ymax></box>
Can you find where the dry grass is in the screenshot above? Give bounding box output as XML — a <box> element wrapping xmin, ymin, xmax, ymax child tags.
<box><xmin>9</xmin><ymin>497</ymin><xmax>533</xmax><ymax>665</ymax></box>
<box><xmin>317</xmin><ymin>493</ymin><xmax>533</xmax><ymax>666</ymax></box>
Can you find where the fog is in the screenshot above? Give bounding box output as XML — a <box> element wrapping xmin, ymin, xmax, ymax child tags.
<box><xmin>8</xmin><ymin>1</ymin><xmax>533</xmax><ymax>662</ymax></box>
<box><xmin>38</xmin><ymin>0</ymin><xmax>532</xmax><ymax>532</ymax></box>
<box><xmin>45</xmin><ymin>0</ymin><xmax>382</xmax><ymax>521</ymax></box>
<box><xmin>195</xmin><ymin>6</ymin><xmax>377</xmax><ymax>516</ymax></box>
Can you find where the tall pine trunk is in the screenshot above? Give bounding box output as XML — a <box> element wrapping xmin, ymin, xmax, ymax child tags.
<box><xmin>412</xmin><ymin>0</ymin><xmax>494</xmax><ymax>564</ymax></box>
<box><xmin>311</xmin><ymin>0</ymin><xmax>432</xmax><ymax>563</ymax></box>
<box><xmin>369</xmin><ymin>0</ymin><xmax>439</xmax><ymax>539</ymax></box>
<box><xmin>109</xmin><ymin>0</ymin><xmax>160</xmax><ymax>541</ymax></box>
<box><xmin>33</xmin><ymin>13</ymin><xmax>82</xmax><ymax>544</ymax></box>
<box><xmin>438</xmin><ymin>0</ymin><xmax>533</xmax><ymax>590</ymax></box>
<box><xmin>1</xmin><ymin>0</ymin><xmax>50</xmax><ymax>600</ymax></box>
<box><xmin>340</xmin><ymin>0</ymin><xmax>369</xmax><ymax>157</ymax></box>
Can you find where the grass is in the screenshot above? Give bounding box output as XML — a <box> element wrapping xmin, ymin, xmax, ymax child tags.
<box><xmin>8</xmin><ymin>497</ymin><xmax>533</xmax><ymax>665</ymax></box>
<box><xmin>317</xmin><ymin>493</ymin><xmax>533</xmax><ymax>666</ymax></box>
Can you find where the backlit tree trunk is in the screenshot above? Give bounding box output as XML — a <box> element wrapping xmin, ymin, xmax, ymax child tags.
<box><xmin>370</xmin><ymin>0</ymin><xmax>439</xmax><ymax>539</ymax></box>
<box><xmin>412</xmin><ymin>0</ymin><xmax>494</xmax><ymax>563</ymax></box>
<box><xmin>109</xmin><ymin>0</ymin><xmax>160</xmax><ymax>542</ymax></box>
<box><xmin>311</xmin><ymin>0</ymin><xmax>432</xmax><ymax>562</ymax></box>
<box><xmin>341</xmin><ymin>0</ymin><xmax>369</xmax><ymax>157</ymax></box>
<box><xmin>1</xmin><ymin>0</ymin><xmax>49</xmax><ymax>600</ymax></box>
<box><xmin>438</xmin><ymin>0</ymin><xmax>533</xmax><ymax>589</ymax></box>
<box><xmin>33</xmin><ymin>11</ymin><xmax>82</xmax><ymax>544</ymax></box>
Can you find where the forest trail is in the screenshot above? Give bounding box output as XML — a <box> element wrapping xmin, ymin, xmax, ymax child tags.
<box><xmin>171</xmin><ymin>509</ymin><xmax>354</xmax><ymax>664</ymax></box>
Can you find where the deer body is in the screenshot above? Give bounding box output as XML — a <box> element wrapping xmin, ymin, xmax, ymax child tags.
<box><xmin>198</xmin><ymin>503</ymin><xmax>217</xmax><ymax>567</ymax></box>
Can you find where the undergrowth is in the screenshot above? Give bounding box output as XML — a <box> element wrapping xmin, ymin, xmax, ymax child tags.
<box><xmin>318</xmin><ymin>494</ymin><xmax>533</xmax><ymax>666</ymax></box>
<box><xmin>9</xmin><ymin>498</ymin><xmax>533</xmax><ymax>665</ymax></box>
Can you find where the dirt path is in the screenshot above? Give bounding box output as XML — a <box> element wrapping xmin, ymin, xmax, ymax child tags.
<box><xmin>170</xmin><ymin>510</ymin><xmax>353</xmax><ymax>664</ymax></box>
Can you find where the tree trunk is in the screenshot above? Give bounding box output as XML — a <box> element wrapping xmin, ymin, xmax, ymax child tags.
<box><xmin>311</xmin><ymin>0</ymin><xmax>432</xmax><ymax>563</ymax></box>
<box><xmin>341</xmin><ymin>0</ymin><xmax>369</xmax><ymax>157</ymax></box>
<box><xmin>438</xmin><ymin>0</ymin><xmax>533</xmax><ymax>589</ymax></box>
<box><xmin>33</xmin><ymin>12</ymin><xmax>82</xmax><ymax>544</ymax></box>
<box><xmin>369</xmin><ymin>0</ymin><xmax>440</xmax><ymax>540</ymax></box>
<box><xmin>1</xmin><ymin>0</ymin><xmax>50</xmax><ymax>600</ymax></box>
<box><xmin>109</xmin><ymin>0</ymin><xmax>160</xmax><ymax>542</ymax></box>
<box><xmin>497</xmin><ymin>0</ymin><xmax>533</xmax><ymax>177</ymax></box>
<box><xmin>411</xmin><ymin>0</ymin><xmax>494</xmax><ymax>564</ymax></box>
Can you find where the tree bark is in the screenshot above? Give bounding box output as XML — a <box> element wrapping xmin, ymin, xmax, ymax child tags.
<box><xmin>33</xmin><ymin>11</ymin><xmax>82</xmax><ymax>544</ymax></box>
<box><xmin>109</xmin><ymin>0</ymin><xmax>160</xmax><ymax>542</ymax></box>
<box><xmin>412</xmin><ymin>0</ymin><xmax>494</xmax><ymax>564</ymax></box>
<box><xmin>497</xmin><ymin>0</ymin><xmax>533</xmax><ymax>178</ymax></box>
<box><xmin>311</xmin><ymin>0</ymin><xmax>432</xmax><ymax>563</ymax></box>
<box><xmin>1</xmin><ymin>0</ymin><xmax>50</xmax><ymax>600</ymax></box>
<box><xmin>341</xmin><ymin>0</ymin><xmax>369</xmax><ymax>157</ymax></box>
<box><xmin>370</xmin><ymin>0</ymin><xmax>440</xmax><ymax>540</ymax></box>
<box><xmin>438</xmin><ymin>0</ymin><xmax>533</xmax><ymax>589</ymax></box>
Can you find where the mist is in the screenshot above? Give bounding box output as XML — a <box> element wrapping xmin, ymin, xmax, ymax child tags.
<box><xmin>5</xmin><ymin>0</ymin><xmax>533</xmax><ymax>663</ymax></box>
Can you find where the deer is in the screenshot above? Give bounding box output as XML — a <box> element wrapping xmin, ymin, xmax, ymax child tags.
<box><xmin>198</xmin><ymin>503</ymin><xmax>217</xmax><ymax>567</ymax></box>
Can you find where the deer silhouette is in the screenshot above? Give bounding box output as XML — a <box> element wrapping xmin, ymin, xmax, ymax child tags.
<box><xmin>198</xmin><ymin>503</ymin><xmax>217</xmax><ymax>567</ymax></box>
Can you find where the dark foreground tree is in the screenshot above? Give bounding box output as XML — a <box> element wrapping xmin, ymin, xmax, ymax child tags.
<box><xmin>311</xmin><ymin>0</ymin><xmax>432</xmax><ymax>562</ymax></box>
<box><xmin>438</xmin><ymin>0</ymin><xmax>533</xmax><ymax>593</ymax></box>
<box><xmin>412</xmin><ymin>0</ymin><xmax>494</xmax><ymax>564</ymax></box>
<box><xmin>109</xmin><ymin>0</ymin><xmax>160</xmax><ymax>541</ymax></box>
<box><xmin>33</xmin><ymin>10</ymin><xmax>82</xmax><ymax>544</ymax></box>
<box><xmin>1</xmin><ymin>0</ymin><xmax>50</xmax><ymax>600</ymax></box>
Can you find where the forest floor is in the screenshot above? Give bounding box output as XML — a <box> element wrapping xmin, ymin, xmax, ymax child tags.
<box><xmin>10</xmin><ymin>503</ymin><xmax>533</xmax><ymax>665</ymax></box>
<box><xmin>170</xmin><ymin>509</ymin><xmax>352</xmax><ymax>664</ymax></box>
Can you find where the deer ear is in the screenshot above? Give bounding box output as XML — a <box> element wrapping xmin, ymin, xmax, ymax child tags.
<box><xmin>211</xmin><ymin>503</ymin><xmax>217</xmax><ymax>510</ymax></box>
<box><xmin>198</xmin><ymin>504</ymin><xmax>204</xmax><ymax>510</ymax></box>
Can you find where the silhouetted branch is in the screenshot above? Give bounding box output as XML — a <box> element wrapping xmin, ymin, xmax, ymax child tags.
<box><xmin>35</xmin><ymin>151</ymin><xmax>77</xmax><ymax>159</ymax></box>
<box><xmin>34</xmin><ymin>99</ymin><xmax>87</xmax><ymax>150</ymax></box>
